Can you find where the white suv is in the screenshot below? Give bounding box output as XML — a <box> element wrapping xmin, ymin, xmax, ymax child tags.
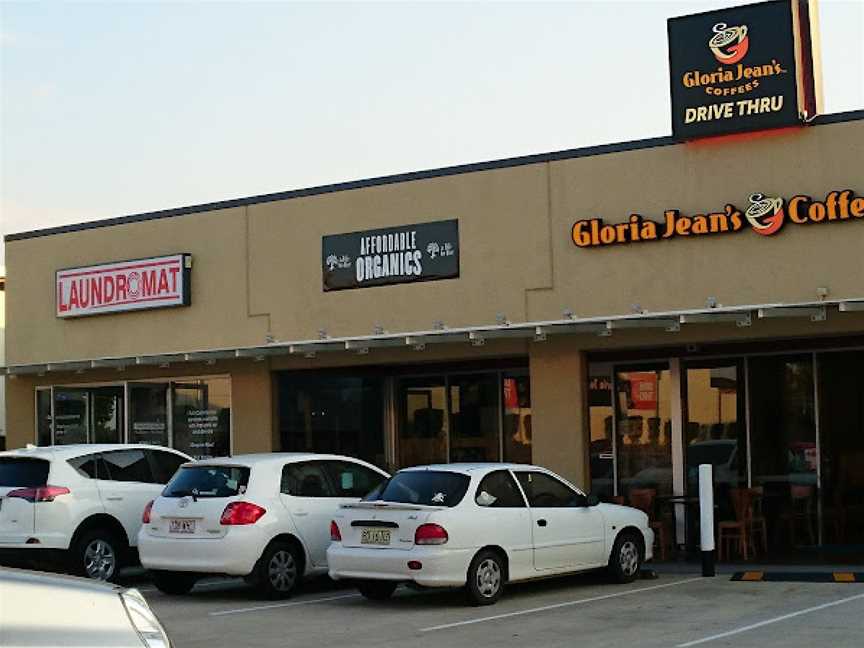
<box><xmin>138</xmin><ymin>453</ymin><xmax>388</xmax><ymax>598</ymax></box>
<box><xmin>0</xmin><ymin>444</ymin><xmax>191</xmax><ymax>581</ymax></box>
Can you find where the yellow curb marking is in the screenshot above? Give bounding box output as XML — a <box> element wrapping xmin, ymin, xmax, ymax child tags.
<box><xmin>741</xmin><ymin>571</ymin><xmax>764</xmax><ymax>581</ymax></box>
<box><xmin>833</xmin><ymin>572</ymin><xmax>855</xmax><ymax>583</ymax></box>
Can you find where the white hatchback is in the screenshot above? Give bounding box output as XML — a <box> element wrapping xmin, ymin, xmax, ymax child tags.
<box><xmin>138</xmin><ymin>453</ymin><xmax>388</xmax><ymax>598</ymax></box>
<box><xmin>0</xmin><ymin>444</ymin><xmax>191</xmax><ymax>581</ymax></box>
<box><xmin>327</xmin><ymin>463</ymin><xmax>654</xmax><ymax>605</ymax></box>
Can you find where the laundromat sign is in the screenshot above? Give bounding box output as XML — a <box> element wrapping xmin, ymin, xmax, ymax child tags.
<box><xmin>322</xmin><ymin>219</ymin><xmax>459</xmax><ymax>291</ymax></box>
<box><xmin>56</xmin><ymin>253</ymin><xmax>192</xmax><ymax>318</ymax></box>
<box><xmin>572</xmin><ymin>190</ymin><xmax>864</xmax><ymax>249</ymax></box>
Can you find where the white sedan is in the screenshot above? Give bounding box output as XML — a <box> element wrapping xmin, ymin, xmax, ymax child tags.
<box><xmin>139</xmin><ymin>453</ymin><xmax>388</xmax><ymax>598</ymax></box>
<box><xmin>327</xmin><ymin>463</ymin><xmax>653</xmax><ymax>605</ymax></box>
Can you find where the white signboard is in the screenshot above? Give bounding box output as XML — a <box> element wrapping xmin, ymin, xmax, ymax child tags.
<box><xmin>56</xmin><ymin>253</ymin><xmax>191</xmax><ymax>318</ymax></box>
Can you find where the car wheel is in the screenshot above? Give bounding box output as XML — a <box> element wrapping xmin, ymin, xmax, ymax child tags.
<box><xmin>608</xmin><ymin>531</ymin><xmax>642</xmax><ymax>583</ymax></box>
<box><xmin>72</xmin><ymin>528</ymin><xmax>123</xmax><ymax>582</ymax></box>
<box><xmin>466</xmin><ymin>550</ymin><xmax>505</xmax><ymax>606</ymax></box>
<box><xmin>356</xmin><ymin>580</ymin><xmax>398</xmax><ymax>601</ymax></box>
<box><xmin>151</xmin><ymin>570</ymin><xmax>198</xmax><ymax>595</ymax></box>
<box><xmin>254</xmin><ymin>541</ymin><xmax>301</xmax><ymax>599</ymax></box>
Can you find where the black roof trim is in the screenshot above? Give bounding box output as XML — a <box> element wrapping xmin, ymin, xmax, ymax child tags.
<box><xmin>5</xmin><ymin>109</ymin><xmax>862</xmax><ymax>243</ymax></box>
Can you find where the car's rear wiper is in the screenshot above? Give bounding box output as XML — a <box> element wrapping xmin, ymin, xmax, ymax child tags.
<box><xmin>169</xmin><ymin>489</ymin><xmax>199</xmax><ymax>502</ymax></box>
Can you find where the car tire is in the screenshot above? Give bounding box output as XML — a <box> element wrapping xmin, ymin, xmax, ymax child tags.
<box><xmin>252</xmin><ymin>541</ymin><xmax>302</xmax><ymax>599</ymax></box>
<box><xmin>151</xmin><ymin>570</ymin><xmax>198</xmax><ymax>595</ymax></box>
<box><xmin>356</xmin><ymin>580</ymin><xmax>398</xmax><ymax>601</ymax></box>
<box><xmin>71</xmin><ymin>528</ymin><xmax>124</xmax><ymax>582</ymax></box>
<box><xmin>466</xmin><ymin>549</ymin><xmax>505</xmax><ymax>606</ymax></box>
<box><xmin>608</xmin><ymin>531</ymin><xmax>643</xmax><ymax>583</ymax></box>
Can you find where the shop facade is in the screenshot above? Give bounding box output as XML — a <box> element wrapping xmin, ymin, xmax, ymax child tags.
<box><xmin>4</xmin><ymin>110</ymin><xmax>863</xmax><ymax>564</ymax></box>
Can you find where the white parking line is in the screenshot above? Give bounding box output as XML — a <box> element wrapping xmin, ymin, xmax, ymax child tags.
<box><xmin>209</xmin><ymin>592</ymin><xmax>361</xmax><ymax>616</ymax></box>
<box><xmin>676</xmin><ymin>591</ymin><xmax>864</xmax><ymax>647</ymax></box>
<box><xmin>419</xmin><ymin>577</ymin><xmax>702</xmax><ymax>632</ymax></box>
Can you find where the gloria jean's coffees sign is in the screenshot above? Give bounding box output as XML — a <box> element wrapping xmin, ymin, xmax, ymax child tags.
<box><xmin>56</xmin><ymin>253</ymin><xmax>192</xmax><ymax>318</ymax></box>
<box><xmin>668</xmin><ymin>0</ymin><xmax>814</xmax><ymax>139</ymax></box>
<box><xmin>322</xmin><ymin>219</ymin><xmax>459</xmax><ymax>291</ymax></box>
<box><xmin>572</xmin><ymin>190</ymin><xmax>864</xmax><ymax>248</ymax></box>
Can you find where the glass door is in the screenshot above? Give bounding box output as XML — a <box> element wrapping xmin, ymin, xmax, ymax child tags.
<box><xmin>683</xmin><ymin>360</ymin><xmax>747</xmax><ymax>549</ymax></box>
<box><xmin>398</xmin><ymin>377</ymin><xmax>448</xmax><ymax>467</ymax></box>
<box><xmin>448</xmin><ymin>374</ymin><xmax>500</xmax><ymax>462</ymax></box>
<box><xmin>748</xmin><ymin>354</ymin><xmax>818</xmax><ymax>557</ymax></box>
<box><xmin>818</xmin><ymin>351</ymin><xmax>864</xmax><ymax>561</ymax></box>
<box><xmin>614</xmin><ymin>365</ymin><xmax>673</xmax><ymax>499</ymax></box>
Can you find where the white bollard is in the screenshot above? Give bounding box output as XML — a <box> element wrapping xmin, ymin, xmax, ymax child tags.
<box><xmin>699</xmin><ymin>463</ymin><xmax>715</xmax><ymax>576</ymax></box>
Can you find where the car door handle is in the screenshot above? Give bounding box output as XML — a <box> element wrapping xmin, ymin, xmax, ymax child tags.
<box><xmin>294</xmin><ymin>511</ymin><xmax>308</xmax><ymax>517</ymax></box>
<box><xmin>537</xmin><ymin>519</ymin><xmax>548</xmax><ymax>527</ymax></box>
<box><xmin>106</xmin><ymin>497</ymin><xmax>123</xmax><ymax>502</ymax></box>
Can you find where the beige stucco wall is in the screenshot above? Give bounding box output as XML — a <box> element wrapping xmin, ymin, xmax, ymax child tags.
<box><xmin>3</xmin><ymin>117</ymin><xmax>863</xmax><ymax>466</ymax></box>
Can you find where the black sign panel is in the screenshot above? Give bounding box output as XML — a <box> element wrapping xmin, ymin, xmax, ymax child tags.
<box><xmin>323</xmin><ymin>219</ymin><xmax>459</xmax><ymax>291</ymax></box>
<box><xmin>668</xmin><ymin>0</ymin><xmax>801</xmax><ymax>139</ymax></box>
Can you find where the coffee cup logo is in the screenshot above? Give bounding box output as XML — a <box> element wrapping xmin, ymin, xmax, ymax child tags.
<box><xmin>745</xmin><ymin>193</ymin><xmax>785</xmax><ymax>236</ymax></box>
<box><xmin>708</xmin><ymin>22</ymin><xmax>749</xmax><ymax>64</ymax></box>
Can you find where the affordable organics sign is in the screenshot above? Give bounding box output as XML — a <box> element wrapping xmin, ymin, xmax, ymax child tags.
<box><xmin>572</xmin><ymin>190</ymin><xmax>864</xmax><ymax>249</ymax></box>
<box><xmin>56</xmin><ymin>254</ymin><xmax>191</xmax><ymax>318</ymax></box>
<box><xmin>322</xmin><ymin>219</ymin><xmax>459</xmax><ymax>291</ymax></box>
<box><xmin>668</xmin><ymin>0</ymin><xmax>805</xmax><ymax>138</ymax></box>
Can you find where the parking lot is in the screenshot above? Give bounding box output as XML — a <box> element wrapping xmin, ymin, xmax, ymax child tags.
<box><xmin>130</xmin><ymin>570</ymin><xmax>864</xmax><ymax>648</ymax></box>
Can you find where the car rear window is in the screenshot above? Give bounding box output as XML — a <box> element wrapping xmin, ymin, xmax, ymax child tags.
<box><xmin>0</xmin><ymin>458</ymin><xmax>50</xmax><ymax>487</ymax></box>
<box><xmin>163</xmin><ymin>465</ymin><xmax>250</xmax><ymax>498</ymax></box>
<box><xmin>364</xmin><ymin>470</ymin><xmax>470</xmax><ymax>507</ymax></box>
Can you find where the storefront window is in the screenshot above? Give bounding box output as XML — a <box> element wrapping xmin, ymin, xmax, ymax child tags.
<box><xmin>172</xmin><ymin>378</ymin><xmax>231</xmax><ymax>460</ymax></box>
<box><xmin>53</xmin><ymin>388</ymin><xmax>89</xmax><ymax>445</ymax></box>
<box><xmin>749</xmin><ymin>355</ymin><xmax>817</xmax><ymax>552</ymax></box>
<box><xmin>449</xmin><ymin>374</ymin><xmax>499</xmax><ymax>463</ymax></box>
<box><xmin>399</xmin><ymin>377</ymin><xmax>448</xmax><ymax>467</ymax></box>
<box><xmin>129</xmin><ymin>383</ymin><xmax>169</xmax><ymax>446</ymax></box>
<box><xmin>278</xmin><ymin>374</ymin><xmax>385</xmax><ymax>468</ymax></box>
<box><xmin>502</xmin><ymin>371</ymin><xmax>532</xmax><ymax>464</ymax></box>
<box><xmin>36</xmin><ymin>388</ymin><xmax>52</xmax><ymax>446</ymax></box>
<box><xmin>684</xmin><ymin>361</ymin><xmax>747</xmax><ymax>544</ymax></box>
<box><xmin>818</xmin><ymin>351</ymin><xmax>864</xmax><ymax>559</ymax></box>
<box><xmin>615</xmin><ymin>366</ymin><xmax>673</xmax><ymax>499</ymax></box>
<box><xmin>91</xmin><ymin>387</ymin><xmax>124</xmax><ymax>444</ymax></box>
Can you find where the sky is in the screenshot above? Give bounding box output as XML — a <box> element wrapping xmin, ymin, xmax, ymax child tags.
<box><xmin>1</xmin><ymin>0</ymin><xmax>862</xmax><ymax>266</ymax></box>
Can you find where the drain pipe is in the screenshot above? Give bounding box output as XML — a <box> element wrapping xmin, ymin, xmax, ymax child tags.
<box><xmin>699</xmin><ymin>463</ymin><xmax>716</xmax><ymax>577</ymax></box>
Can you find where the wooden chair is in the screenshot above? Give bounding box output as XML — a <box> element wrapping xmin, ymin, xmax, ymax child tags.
<box><xmin>627</xmin><ymin>488</ymin><xmax>670</xmax><ymax>561</ymax></box>
<box><xmin>748</xmin><ymin>487</ymin><xmax>768</xmax><ymax>555</ymax></box>
<box><xmin>717</xmin><ymin>488</ymin><xmax>754</xmax><ymax>561</ymax></box>
<box><xmin>780</xmin><ymin>484</ymin><xmax>816</xmax><ymax>546</ymax></box>
<box><xmin>611</xmin><ymin>495</ymin><xmax>625</xmax><ymax>505</ymax></box>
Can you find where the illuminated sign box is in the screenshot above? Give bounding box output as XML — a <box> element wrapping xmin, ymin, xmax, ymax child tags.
<box><xmin>668</xmin><ymin>0</ymin><xmax>820</xmax><ymax>139</ymax></box>
<box><xmin>56</xmin><ymin>253</ymin><xmax>192</xmax><ymax>318</ymax></box>
<box><xmin>322</xmin><ymin>219</ymin><xmax>459</xmax><ymax>291</ymax></box>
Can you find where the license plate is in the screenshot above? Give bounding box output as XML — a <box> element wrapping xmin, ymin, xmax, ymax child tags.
<box><xmin>169</xmin><ymin>519</ymin><xmax>196</xmax><ymax>534</ymax></box>
<box><xmin>360</xmin><ymin>528</ymin><xmax>391</xmax><ymax>545</ymax></box>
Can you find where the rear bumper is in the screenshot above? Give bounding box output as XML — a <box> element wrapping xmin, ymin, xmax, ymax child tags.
<box><xmin>327</xmin><ymin>544</ymin><xmax>473</xmax><ymax>588</ymax></box>
<box><xmin>138</xmin><ymin>527</ymin><xmax>266</xmax><ymax>576</ymax></box>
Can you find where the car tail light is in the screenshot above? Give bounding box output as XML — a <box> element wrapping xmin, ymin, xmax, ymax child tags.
<box><xmin>415</xmin><ymin>523</ymin><xmax>448</xmax><ymax>545</ymax></box>
<box><xmin>142</xmin><ymin>500</ymin><xmax>154</xmax><ymax>524</ymax></box>
<box><xmin>6</xmin><ymin>486</ymin><xmax>70</xmax><ymax>503</ymax></box>
<box><xmin>330</xmin><ymin>520</ymin><xmax>341</xmax><ymax>542</ymax></box>
<box><xmin>220</xmin><ymin>502</ymin><xmax>266</xmax><ymax>525</ymax></box>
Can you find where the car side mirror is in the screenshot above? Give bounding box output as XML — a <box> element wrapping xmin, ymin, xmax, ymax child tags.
<box><xmin>587</xmin><ymin>493</ymin><xmax>600</xmax><ymax>507</ymax></box>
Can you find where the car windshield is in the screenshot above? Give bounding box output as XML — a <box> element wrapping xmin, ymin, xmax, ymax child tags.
<box><xmin>363</xmin><ymin>470</ymin><xmax>470</xmax><ymax>507</ymax></box>
<box><xmin>163</xmin><ymin>465</ymin><xmax>250</xmax><ymax>498</ymax></box>
<box><xmin>0</xmin><ymin>458</ymin><xmax>50</xmax><ymax>487</ymax></box>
